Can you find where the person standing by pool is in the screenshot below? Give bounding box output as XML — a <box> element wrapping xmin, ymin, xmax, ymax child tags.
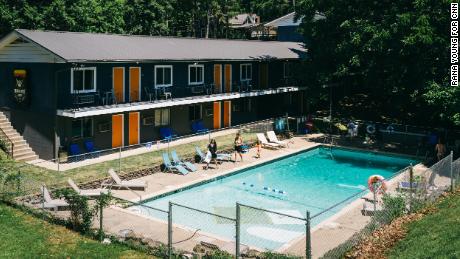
<box><xmin>255</xmin><ymin>140</ymin><xmax>262</xmax><ymax>158</ymax></box>
<box><xmin>234</xmin><ymin>132</ymin><xmax>243</xmax><ymax>162</ymax></box>
<box><xmin>207</xmin><ymin>139</ymin><xmax>219</xmax><ymax>169</ymax></box>
<box><xmin>435</xmin><ymin>139</ymin><xmax>446</xmax><ymax>161</ymax></box>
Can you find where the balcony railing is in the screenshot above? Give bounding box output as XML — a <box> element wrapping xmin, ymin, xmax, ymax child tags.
<box><xmin>69</xmin><ymin>79</ymin><xmax>301</xmax><ymax>111</ymax></box>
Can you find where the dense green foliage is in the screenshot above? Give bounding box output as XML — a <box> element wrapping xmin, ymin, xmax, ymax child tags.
<box><xmin>0</xmin><ymin>0</ymin><xmax>296</xmax><ymax>38</ymax></box>
<box><xmin>387</xmin><ymin>190</ymin><xmax>460</xmax><ymax>258</ymax></box>
<box><xmin>0</xmin><ymin>202</ymin><xmax>154</xmax><ymax>258</ymax></box>
<box><xmin>297</xmin><ymin>0</ymin><xmax>459</xmax><ymax>126</ymax></box>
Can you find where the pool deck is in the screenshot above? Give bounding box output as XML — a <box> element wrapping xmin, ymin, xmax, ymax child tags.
<box><xmin>98</xmin><ymin>136</ymin><xmax>428</xmax><ymax>257</ymax></box>
<box><xmin>101</xmin><ymin>135</ymin><xmax>322</xmax><ymax>254</ymax></box>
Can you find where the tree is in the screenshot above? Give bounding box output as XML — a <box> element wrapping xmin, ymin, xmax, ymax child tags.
<box><xmin>297</xmin><ymin>0</ymin><xmax>457</xmax><ymax>126</ymax></box>
<box><xmin>124</xmin><ymin>0</ymin><xmax>173</xmax><ymax>36</ymax></box>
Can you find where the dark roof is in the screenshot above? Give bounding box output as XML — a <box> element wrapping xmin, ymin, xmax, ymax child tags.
<box><xmin>7</xmin><ymin>29</ymin><xmax>306</xmax><ymax>62</ymax></box>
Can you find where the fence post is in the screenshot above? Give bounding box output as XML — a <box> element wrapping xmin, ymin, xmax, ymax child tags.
<box><xmin>306</xmin><ymin>210</ymin><xmax>312</xmax><ymax>259</ymax></box>
<box><xmin>168</xmin><ymin>201</ymin><xmax>173</xmax><ymax>258</ymax></box>
<box><xmin>236</xmin><ymin>203</ymin><xmax>241</xmax><ymax>258</ymax></box>
<box><xmin>372</xmin><ymin>183</ymin><xmax>377</xmax><ymax>213</ymax></box>
<box><xmin>450</xmin><ymin>151</ymin><xmax>454</xmax><ymax>192</ymax></box>
<box><xmin>99</xmin><ymin>195</ymin><xmax>104</xmax><ymax>242</ymax></box>
<box><xmin>409</xmin><ymin>165</ymin><xmax>414</xmax><ymax>213</ymax></box>
<box><xmin>57</xmin><ymin>156</ymin><xmax>60</xmax><ymax>173</ymax></box>
<box><xmin>118</xmin><ymin>146</ymin><xmax>122</xmax><ymax>173</ymax></box>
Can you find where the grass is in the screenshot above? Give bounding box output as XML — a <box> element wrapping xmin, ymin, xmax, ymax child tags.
<box><xmin>0</xmin><ymin>202</ymin><xmax>154</xmax><ymax>258</ymax></box>
<box><xmin>387</xmin><ymin>191</ymin><xmax>460</xmax><ymax>259</ymax></box>
<box><xmin>7</xmin><ymin>131</ymin><xmax>256</xmax><ymax>193</ymax></box>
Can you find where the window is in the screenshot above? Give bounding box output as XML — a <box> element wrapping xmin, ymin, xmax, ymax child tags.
<box><xmin>71</xmin><ymin>67</ymin><xmax>96</xmax><ymax>93</ymax></box>
<box><xmin>188</xmin><ymin>64</ymin><xmax>204</xmax><ymax>85</ymax></box>
<box><xmin>143</xmin><ymin>116</ymin><xmax>155</xmax><ymax>126</ymax></box>
<box><xmin>240</xmin><ymin>64</ymin><xmax>252</xmax><ymax>81</ymax></box>
<box><xmin>71</xmin><ymin>118</ymin><xmax>93</xmax><ymax>139</ymax></box>
<box><xmin>155</xmin><ymin>109</ymin><xmax>170</xmax><ymax>126</ymax></box>
<box><xmin>189</xmin><ymin>105</ymin><xmax>202</xmax><ymax>121</ymax></box>
<box><xmin>232</xmin><ymin>99</ymin><xmax>252</xmax><ymax>113</ymax></box>
<box><xmin>155</xmin><ymin>65</ymin><xmax>173</xmax><ymax>87</ymax></box>
<box><xmin>284</xmin><ymin>62</ymin><xmax>293</xmax><ymax>78</ymax></box>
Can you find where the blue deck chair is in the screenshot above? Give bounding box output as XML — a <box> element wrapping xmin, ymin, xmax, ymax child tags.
<box><xmin>84</xmin><ymin>140</ymin><xmax>100</xmax><ymax>158</ymax></box>
<box><xmin>192</xmin><ymin>121</ymin><xmax>209</xmax><ymax>134</ymax></box>
<box><xmin>160</xmin><ymin>127</ymin><xmax>177</xmax><ymax>140</ymax></box>
<box><xmin>162</xmin><ymin>153</ymin><xmax>189</xmax><ymax>175</ymax></box>
<box><xmin>171</xmin><ymin>150</ymin><xmax>197</xmax><ymax>172</ymax></box>
<box><xmin>68</xmin><ymin>144</ymin><xmax>82</xmax><ymax>162</ymax></box>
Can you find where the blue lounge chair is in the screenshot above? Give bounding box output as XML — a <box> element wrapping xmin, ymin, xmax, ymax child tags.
<box><xmin>160</xmin><ymin>127</ymin><xmax>177</xmax><ymax>140</ymax></box>
<box><xmin>171</xmin><ymin>150</ymin><xmax>197</xmax><ymax>172</ymax></box>
<box><xmin>398</xmin><ymin>181</ymin><xmax>420</xmax><ymax>191</ymax></box>
<box><xmin>194</xmin><ymin>146</ymin><xmax>232</xmax><ymax>163</ymax></box>
<box><xmin>162</xmin><ymin>153</ymin><xmax>189</xmax><ymax>175</ymax></box>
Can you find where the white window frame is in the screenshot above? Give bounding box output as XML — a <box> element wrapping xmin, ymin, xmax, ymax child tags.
<box><xmin>154</xmin><ymin>65</ymin><xmax>173</xmax><ymax>88</ymax></box>
<box><xmin>240</xmin><ymin>63</ymin><xmax>252</xmax><ymax>81</ymax></box>
<box><xmin>188</xmin><ymin>64</ymin><xmax>205</xmax><ymax>85</ymax></box>
<box><xmin>155</xmin><ymin>108</ymin><xmax>170</xmax><ymax>127</ymax></box>
<box><xmin>71</xmin><ymin>67</ymin><xmax>97</xmax><ymax>93</ymax></box>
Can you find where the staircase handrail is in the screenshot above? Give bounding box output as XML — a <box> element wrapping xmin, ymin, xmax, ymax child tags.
<box><xmin>0</xmin><ymin>127</ymin><xmax>14</xmax><ymax>158</ymax></box>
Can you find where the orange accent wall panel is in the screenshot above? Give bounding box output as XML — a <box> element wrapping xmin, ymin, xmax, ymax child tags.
<box><xmin>112</xmin><ymin>114</ymin><xmax>123</xmax><ymax>148</ymax></box>
<box><xmin>128</xmin><ymin>112</ymin><xmax>140</xmax><ymax>145</ymax></box>
<box><xmin>129</xmin><ymin>67</ymin><xmax>140</xmax><ymax>102</ymax></box>
<box><xmin>113</xmin><ymin>67</ymin><xmax>124</xmax><ymax>103</ymax></box>
<box><xmin>224</xmin><ymin>64</ymin><xmax>231</xmax><ymax>93</ymax></box>
<box><xmin>223</xmin><ymin>101</ymin><xmax>231</xmax><ymax>127</ymax></box>
<box><xmin>213</xmin><ymin>102</ymin><xmax>221</xmax><ymax>129</ymax></box>
<box><xmin>214</xmin><ymin>65</ymin><xmax>222</xmax><ymax>93</ymax></box>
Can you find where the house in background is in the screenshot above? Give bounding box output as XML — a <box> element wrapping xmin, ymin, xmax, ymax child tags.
<box><xmin>0</xmin><ymin>29</ymin><xmax>307</xmax><ymax>160</ymax></box>
<box><xmin>229</xmin><ymin>13</ymin><xmax>260</xmax><ymax>29</ymax></box>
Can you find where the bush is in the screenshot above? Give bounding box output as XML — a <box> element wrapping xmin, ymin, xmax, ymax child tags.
<box><xmin>376</xmin><ymin>194</ymin><xmax>406</xmax><ymax>224</ymax></box>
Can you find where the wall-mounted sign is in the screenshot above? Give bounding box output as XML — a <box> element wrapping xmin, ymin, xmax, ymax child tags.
<box><xmin>13</xmin><ymin>69</ymin><xmax>28</xmax><ymax>104</ymax></box>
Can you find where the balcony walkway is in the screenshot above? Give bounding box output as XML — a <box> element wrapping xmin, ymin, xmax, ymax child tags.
<box><xmin>57</xmin><ymin>86</ymin><xmax>304</xmax><ymax>118</ymax></box>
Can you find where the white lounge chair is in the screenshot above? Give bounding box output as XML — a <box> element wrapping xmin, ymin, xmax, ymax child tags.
<box><xmin>266</xmin><ymin>131</ymin><xmax>288</xmax><ymax>147</ymax></box>
<box><xmin>361</xmin><ymin>197</ymin><xmax>383</xmax><ymax>216</ymax></box>
<box><xmin>41</xmin><ymin>185</ymin><xmax>68</xmax><ymax>211</ymax></box>
<box><xmin>256</xmin><ymin>133</ymin><xmax>280</xmax><ymax>149</ymax></box>
<box><xmin>107</xmin><ymin>169</ymin><xmax>147</xmax><ymax>191</ymax></box>
<box><xmin>68</xmin><ymin>178</ymin><xmax>108</xmax><ymax>197</ymax></box>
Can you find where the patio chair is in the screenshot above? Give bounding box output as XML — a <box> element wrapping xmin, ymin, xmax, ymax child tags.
<box><xmin>195</xmin><ymin>146</ymin><xmax>232</xmax><ymax>163</ymax></box>
<box><xmin>106</xmin><ymin>169</ymin><xmax>147</xmax><ymax>190</ymax></box>
<box><xmin>256</xmin><ymin>133</ymin><xmax>280</xmax><ymax>149</ymax></box>
<box><xmin>84</xmin><ymin>140</ymin><xmax>100</xmax><ymax>158</ymax></box>
<box><xmin>162</xmin><ymin>153</ymin><xmax>189</xmax><ymax>175</ymax></box>
<box><xmin>266</xmin><ymin>131</ymin><xmax>288</xmax><ymax>147</ymax></box>
<box><xmin>67</xmin><ymin>178</ymin><xmax>108</xmax><ymax>197</ymax></box>
<box><xmin>397</xmin><ymin>181</ymin><xmax>420</xmax><ymax>191</ymax></box>
<box><xmin>170</xmin><ymin>150</ymin><xmax>197</xmax><ymax>172</ymax></box>
<box><xmin>160</xmin><ymin>127</ymin><xmax>177</xmax><ymax>140</ymax></box>
<box><xmin>69</xmin><ymin>144</ymin><xmax>81</xmax><ymax>156</ymax></box>
<box><xmin>361</xmin><ymin>197</ymin><xmax>383</xmax><ymax>216</ymax></box>
<box><xmin>41</xmin><ymin>185</ymin><xmax>68</xmax><ymax>211</ymax></box>
<box><xmin>192</xmin><ymin>121</ymin><xmax>209</xmax><ymax>134</ymax></box>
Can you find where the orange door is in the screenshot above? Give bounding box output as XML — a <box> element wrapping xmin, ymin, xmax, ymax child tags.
<box><xmin>213</xmin><ymin>64</ymin><xmax>222</xmax><ymax>93</ymax></box>
<box><xmin>213</xmin><ymin>102</ymin><xmax>221</xmax><ymax>129</ymax></box>
<box><xmin>113</xmin><ymin>67</ymin><xmax>124</xmax><ymax>103</ymax></box>
<box><xmin>128</xmin><ymin>112</ymin><xmax>140</xmax><ymax>145</ymax></box>
<box><xmin>224</xmin><ymin>64</ymin><xmax>232</xmax><ymax>93</ymax></box>
<box><xmin>112</xmin><ymin>114</ymin><xmax>124</xmax><ymax>148</ymax></box>
<box><xmin>259</xmin><ymin>63</ymin><xmax>268</xmax><ymax>89</ymax></box>
<box><xmin>223</xmin><ymin>101</ymin><xmax>231</xmax><ymax>127</ymax></box>
<box><xmin>129</xmin><ymin>67</ymin><xmax>141</xmax><ymax>102</ymax></box>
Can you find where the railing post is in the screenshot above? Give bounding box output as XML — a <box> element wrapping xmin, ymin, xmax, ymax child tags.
<box><xmin>306</xmin><ymin>210</ymin><xmax>311</xmax><ymax>259</ymax></box>
<box><xmin>409</xmin><ymin>165</ymin><xmax>414</xmax><ymax>213</ymax></box>
<box><xmin>57</xmin><ymin>156</ymin><xmax>60</xmax><ymax>173</ymax></box>
<box><xmin>99</xmin><ymin>194</ymin><xmax>104</xmax><ymax>242</ymax></box>
<box><xmin>373</xmin><ymin>183</ymin><xmax>377</xmax><ymax>213</ymax></box>
<box><xmin>168</xmin><ymin>201</ymin><xmax>173</xmax><ymax>258</ymax></box>
<box><xmin>236</xmin><ymin>203</ymin><xmax>241</xmax><ymax>258</ymax></box>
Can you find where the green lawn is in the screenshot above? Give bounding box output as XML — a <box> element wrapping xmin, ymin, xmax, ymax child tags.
<box><xmin>7</xmin><ymin>131</ymin><xmax>256</xmax><ymax>193</ymax></box>
<box><xmin>0</xmin><ymin>202</ymin><xmax>153</xmax><ymax>258</ymax></box>
<box><xmin>387</xmin><ymin>191</ymin><xmax>460</xmax><ymax>259</ymax></box>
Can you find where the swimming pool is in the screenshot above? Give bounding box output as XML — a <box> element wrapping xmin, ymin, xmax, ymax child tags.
<box><xmin>133</xmin><ymin>147</ymin><xmax>415</xmax><ymax>250</ymax></box>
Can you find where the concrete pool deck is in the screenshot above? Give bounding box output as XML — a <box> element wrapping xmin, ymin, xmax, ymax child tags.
<box><xmin>98</xmin><ymin>136</ymin><xmax>427</xmax><ymax>257</ymax></box>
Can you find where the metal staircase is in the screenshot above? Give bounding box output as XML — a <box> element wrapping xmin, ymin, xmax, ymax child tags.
<box><xmin>0</xmin><ymin>112</ymin><xmax>38</xmax><ymax>162</ymax></box>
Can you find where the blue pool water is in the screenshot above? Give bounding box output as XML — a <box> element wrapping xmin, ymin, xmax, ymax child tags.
<box><xmin>134</xmin><ymin>147</ymin><xmax>415</xmax><ymax>250</ymax></box>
